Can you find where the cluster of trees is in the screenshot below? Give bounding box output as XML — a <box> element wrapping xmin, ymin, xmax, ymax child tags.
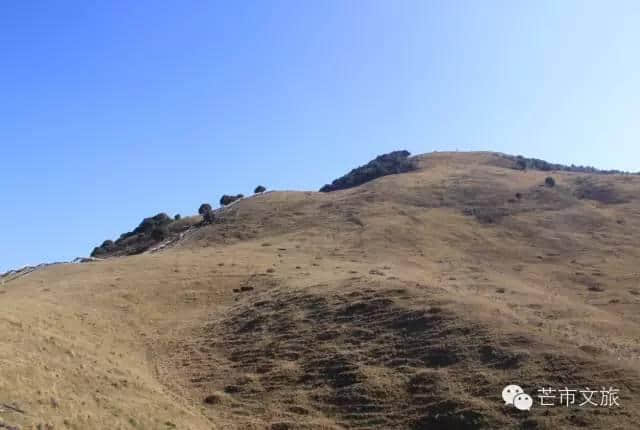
<box><xmin>91</xmin><ymin>185</ymin><xmax>269</xmax><ymax>256</ymax></box>
<box><xmin>199</xmin><ymin>186</ymin><xmax>267</xmax><ymax>224</ymax></box>
<box><xmin>319</xmin><ymin>150</ymin><xmax>416</xmax><ymax>192</ymax></box>
<box><xmin>91</xmin><ymin>212</ymin><xmax>173</xmax><ymax>257</ymax></box>
<box><xmin>220</xmin><ymin>194</ymin><xmax>244</xmax><ymax>206</ymax></box>
<box><xmin>132</xmin><ymin>213</ymin><xmax>172</xmax><ymax>239</ymax></box>
<box><xmin>504</xmin><ymin>154</ymin><xmax>628</xmax><ymax>174</ymax></box>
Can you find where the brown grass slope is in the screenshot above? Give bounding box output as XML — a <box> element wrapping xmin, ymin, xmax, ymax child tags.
<box><xmin>2</xmin><ymin>151</ymin><xmax>640</xmax><ymax>429</ymax></box>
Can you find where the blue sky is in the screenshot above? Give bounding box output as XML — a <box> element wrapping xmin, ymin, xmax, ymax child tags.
<box><xmin>1</xmin><ymin>1</ymin><xmax>639</xmax><ymax>271</ymax></box>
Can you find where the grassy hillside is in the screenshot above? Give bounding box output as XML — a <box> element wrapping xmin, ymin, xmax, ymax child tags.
<box><xmin>2</xmin><ymin>152</ymin><xmax>640</xmax><ymax>429</ymax></box>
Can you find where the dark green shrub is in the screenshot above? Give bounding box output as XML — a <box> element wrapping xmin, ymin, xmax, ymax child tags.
<box><xmin>545</xmin><ymin>177</ymin><xmax>556</xmax><ymax>187</ymax></box>
<box><xmin>174</xmin><ymin>214</ymin><xmax>181</xmax><ymax>220</ymax></box>
<box><xmin>151</xmin><ymin>225</ymin><xmax>169</xmax><ymax>241</ymax></box>
<box><xmin>119</xmin><ymin>231</ymin><xmax>135</xmax><ymax>241</ymax></box>
<box><xmin>254</xmin><ymin>185</ymin><xmax>266</xmax><ymax>194</ymax></box>
<box><xmin>92</xmin><ymin>212</ymin><xmax>173</xmax><ymax>257</ymax></box>
<box><xmin>91</xmin><ymin>239</ymin><xmax>117</xmax><ymax>256</ymax></box>
<box><xmin>198</xmin><ymin>203</ymin><xmax>212</xmax><ymax>215</ymax></box>
<box><xmin>320</xmin><ymin>150</ymin><xmax>415</xmax><ymax>192</ymax></box>
<box><xmin>220</xmin><ymin>194</ymin><xmax>244</xmax><ymax>206</ymax></box>
<box><xmin>501</xmin><ymin>154</ymin><xmax>628</xmax><ymax>174</ymax></box>
<box><xmin>133</xmin><ymin>213</ymin><xmax>171</xmax><ymax>234</ymax></box>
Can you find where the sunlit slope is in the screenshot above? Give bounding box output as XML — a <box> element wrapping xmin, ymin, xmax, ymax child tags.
<box><xmin>2</xmin><ymin>152</ymin><xmax>640</xmax><ymax>429</ymax></box>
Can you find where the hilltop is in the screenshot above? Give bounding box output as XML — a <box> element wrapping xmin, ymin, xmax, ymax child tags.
<box><xmin>1</xmin><ymin>151</ymin><xmax>640</xmax><ymax>429</ymax></box>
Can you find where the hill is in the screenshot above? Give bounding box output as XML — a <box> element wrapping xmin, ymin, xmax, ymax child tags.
<box><xmin>2</xmin><ymin>151</ymin><xmax>640</xmax><ymax>429</ymax></box>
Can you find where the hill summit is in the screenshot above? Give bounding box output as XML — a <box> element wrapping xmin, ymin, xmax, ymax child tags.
<box><xmin>2</xmin><ymin>151</ymin><xmax>640</xmax><ymax>429</ymax></box>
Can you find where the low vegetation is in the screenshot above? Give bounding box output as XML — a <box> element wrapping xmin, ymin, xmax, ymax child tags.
<box><xmin>198</xmin><ymin>204</ymin><xmax>212</xmax><ymax>215</ymax></box>
<box><xmin>501</xmin><ymin>153</ymin><xmax>632</xmax><ymax>174</ymax></box>
<box><xmin>220</xmin><ymin>194</ymin><xmax>244</xmax><ymax>206</ymax></box>
<box><xmin>320</xmin><ymin>150</ymin><xmax>417</xmax><ymax>192</ymax></box>
<box><xmin>574</xmin><ymin>176</ymin><xmax>629</xmax><ymax>204</ymax></box>
<box><xmin>254</xmin><ymin>185</ymin><xmax>266</xmax><ymax>194</ymax></box>
<box><xmin>91</xmin><ymin>212</ymin><xmax>195</xmax><ymax>257</ymax></box>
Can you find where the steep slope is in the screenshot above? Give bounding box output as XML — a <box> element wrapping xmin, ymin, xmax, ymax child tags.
<box><xmin>2</xmin><ymin>152</ymin><xmax>640</xmax><ymax>429</ymax></box>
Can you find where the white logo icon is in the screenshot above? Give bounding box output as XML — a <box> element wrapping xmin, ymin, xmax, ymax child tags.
<box><xmin>513</xmin><ymin>393</ymin><xmax>533</xmax><ymax>411</ymax></box>
<box><xmin>502</xmin><ymin>385</ymin><xmax>532</xmax><ymax>411</ymax></box>
<box><xmin>502</xmin><ymin>384</ymin><xmax>524</xmax><ymax>405</ymax></box>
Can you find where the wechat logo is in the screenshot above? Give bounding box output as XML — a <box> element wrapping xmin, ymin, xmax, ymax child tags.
<box><xmin>502</xmin><ymin>384</ymin><xmax>533</xmax><ymax>411</ymax></box>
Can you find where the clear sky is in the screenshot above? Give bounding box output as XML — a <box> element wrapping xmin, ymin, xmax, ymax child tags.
<box><xmin>1</xmin><ymin>1</ymin><xmax>639</xmax><ymax>272</ymax></box>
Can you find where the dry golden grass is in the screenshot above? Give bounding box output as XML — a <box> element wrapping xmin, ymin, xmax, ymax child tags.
<box><xmin>2</xmin><ymin>152</ymin><xmax>640</xmax><ymax>429</ymax></box>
